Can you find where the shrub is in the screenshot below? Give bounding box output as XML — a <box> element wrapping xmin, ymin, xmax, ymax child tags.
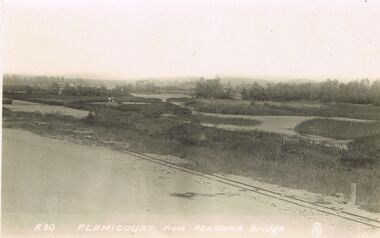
<box><xmin>116</xmin><ymin>102</ymin><xmax>191</xmax><ymax>118</ymax></box>
<box><xmin>340</xmin><ymin>134</ymin><xmax>380</xmax><ymax>168</ymax></box>
<box><xmin>86</xmin><ymin>111</ymin><xmax>97</xmax><ymax>120</ymax></box>
<box><xmin>165</xmin><ymin>123</ymin><xmax>202</xmax><ymax>145</ymax></box>
<box><xmin>340</xmin><ymin>150</ymin><xmax>376</xmax><ymax>168</ymax></box>
<box><xmin>3</xmin><ymin>98</ymin><xmax>13</xmax><ymax>104</ymax></box>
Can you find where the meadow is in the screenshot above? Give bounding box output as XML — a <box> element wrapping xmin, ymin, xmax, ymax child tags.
<box><xmin>184</xmin><ymin>98</ymin><xmax>380</xmax><ymax>120</ymax></box>
<box><xmin>296</xmin><ymin>119</ymin><xmax>380</xmax><ymax>140</ymax></box>
<box><xmin>3</xmin><ymin>93</ymin><xmax>380</xmax><ymax>212</ymax></box>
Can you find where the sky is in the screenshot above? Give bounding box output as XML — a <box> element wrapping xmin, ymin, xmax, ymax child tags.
<box><xmin>1</xmin><ymin>0</ymin><xmax>380</xmax><ymax>81</ymax></box>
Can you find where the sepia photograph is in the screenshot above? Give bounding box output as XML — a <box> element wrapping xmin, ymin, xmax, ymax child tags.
<box><xmin>1</xmin><ymin>0</ymin><xmax>380</xmax><ymax>237</ymax></box>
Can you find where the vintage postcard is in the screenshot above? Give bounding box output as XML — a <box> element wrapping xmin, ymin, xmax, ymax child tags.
<box><xmin>1</xmin><ymin>0</ymin><xmax>379</xmax><ymax>237</ymax></box>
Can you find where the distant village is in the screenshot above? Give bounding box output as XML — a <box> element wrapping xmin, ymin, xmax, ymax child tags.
<box><xmin>3</xmin><ymin>74</ymin><xmax>230</xmax><ymax>96</ymax></box>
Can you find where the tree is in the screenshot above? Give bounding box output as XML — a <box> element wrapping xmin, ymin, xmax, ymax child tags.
<box><xmin>62</xmin><ymin>83</ymin><xmax>77</xmax><ymax>96</ymax></box>
<box><xmin>195</xmin><ymin>78</ymin><xmax>211</xmax><ymax>98</ymax></box>
<box><xmin>49</xmin><ymin>82</ymin><xmax>60</xmax><ymax>95</ymax></box>
<box><xmin>320</xmin><ymin>79</ymin><xmax>340</xmax><ymax>102</ymax></box>
<box><xmin>241</xmin><ymin>87</ymin><xmax>249</xmax><ymax>100</ymax></box>
<box><xmin>250</xmin><ymin>82</ymin><xmax>265</xmax><ymax>100</ymax></box>
<box><xmin>370</xmin><ymin>80</ymin><xmax>380</xmax><ymax>105</ymax></box>
<box><xmin>195</xmin><ymin>78</ymin><xmax>233</xmax><ymax>99</ymax></box>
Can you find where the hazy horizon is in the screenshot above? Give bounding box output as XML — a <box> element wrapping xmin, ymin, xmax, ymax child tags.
<box><xmin>2</xmin><ymin>0</ymin><xmax>380</xmax><ymax>81</ymax></box>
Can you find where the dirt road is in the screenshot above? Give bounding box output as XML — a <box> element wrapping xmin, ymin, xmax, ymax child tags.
<box><xmin>2</xmin><ymin>128</ymin><xmax>378</xmax><ymax>237</ymax></box>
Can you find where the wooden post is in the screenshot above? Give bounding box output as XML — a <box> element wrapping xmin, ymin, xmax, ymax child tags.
<box><xmin>349</xmin><ymin>183</ymin><xmax>357</xmax><ymax>205</ymax></box>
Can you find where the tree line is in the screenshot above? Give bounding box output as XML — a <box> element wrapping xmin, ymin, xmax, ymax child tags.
<box><xmin>4</xmin><ymin>82</ymin><xmax>133</xmax><ymax>97</ymax></box>
<box><xmin>195</xmin><ymin>78</ymin><xmax>234</xmax><ymax>99</ymax></box>
<box><xmin>194</xmin><ymin>78</ymin><xmax>380</xmax><ymax>105</ymax></box>
<box><xmin>57</xmin><ymin>83</ymin><xmax>132</xmax><ymax>96</ymax></box>
<box><xmin>240</xmin><ymin>79</ymin><xmax>380</xmax><ymax>105</ymax></box>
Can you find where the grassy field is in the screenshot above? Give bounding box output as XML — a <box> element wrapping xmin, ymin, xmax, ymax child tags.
<box><xmin>3</xmin><ymin>96</ymin><xmax>380</xmax><ymax>212</ymax></box>
<box><xmin>3</xmin><ymin>93</ymin><xmax>160</xmax><ymax>106</ymax></box>
<box><xmin>3</xmin><ymin>100</ymin><xmax>89</xmax><ymax>119</ymax></box>
<box><xmin>187</xmin><ymin>114</ymin><xmax>260</xmax><ymax>126</ymax></box>
<box><xmin>296</xmin><ymin>119</ymin><xmax>380</xmax><ymax>140</ymax></box>
<box><xmin>185</xmin><ymin>99</ymin><xmax>380</xmax><ymax>120</ymax></box>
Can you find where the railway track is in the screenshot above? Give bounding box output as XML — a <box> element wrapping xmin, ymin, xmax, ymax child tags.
<box><xmin>119</xmin><ymin>148</ymin><xmax>380</xmax><ymax>229</ymax></box>
<box><xmin>50</xmin><ymin>133</ymin><xmax>380</xmax><ymax>229</ymax></box>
